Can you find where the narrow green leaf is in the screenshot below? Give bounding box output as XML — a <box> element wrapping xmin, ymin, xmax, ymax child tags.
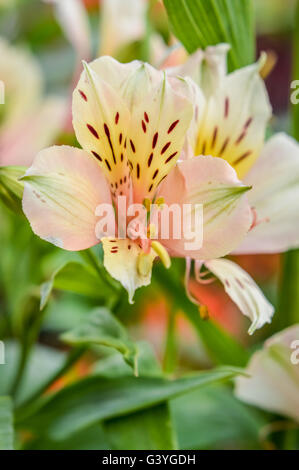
<box><xmin>0</xmin><ymin>396</ymin><xmax>14</xmax><ymax>450</ymax></box>
<box><xmin>61</xmin><ymin>308</ymin><xmax>138</xmax><ymax>372</ymax></box>
<box><xmin>105</xmin><ymin>404</ymin><xmax>177</xmax><ymax>450</ymax></box>
<box><xmin>17</xmin><ymin>367</ymin><xmax>242</xmax><ymax>441</ymax></box>
<box><xmin>163</xmin><ymin>0</ymin><xmax>255</xmax><ymax>71</ymax></box>
<box><xmin>40</xmin><ymin>261</ymin><xmax>115</xmax><ymax>310</ymax></box>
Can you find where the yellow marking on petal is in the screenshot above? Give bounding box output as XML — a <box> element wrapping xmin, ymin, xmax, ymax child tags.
<box><xmin>199</xmin><ymin>305</ymin><xmax>209</xmax><ymax>320</ymax></box>
<box><xmin>151</xmin><ymin>241</ymin><xmax>171</xmax><ymax>269</ymax></box>
<box><xmin>137</xmin><ymin>252</ymin><xmax>154</xmax><ymax>277</ymax></box>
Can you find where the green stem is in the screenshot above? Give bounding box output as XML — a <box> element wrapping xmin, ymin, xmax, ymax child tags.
<box><xmin>277</xmin><ymin>0</ymin><xmax>299</xmax><ymax>327</ymax></box>
<box><xmin>9</xmin><ymin>298</ymin><xmax>46</xmax><ymax>399</ymax></box>
<box><xmin>163</xmin><ymin>307</ymin><xmax>177</xmax><ymax>374</ymax></box>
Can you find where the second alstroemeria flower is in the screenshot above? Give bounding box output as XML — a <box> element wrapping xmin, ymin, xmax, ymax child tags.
<box><xmin>21</xmin><ymin>57</ymin><xmax>252</xmax><ymax>302</ymax></box>
<box><xmin>167</xmin><ymin>44</ymin><xmax>299</xmax><ymax>333</ymax></box>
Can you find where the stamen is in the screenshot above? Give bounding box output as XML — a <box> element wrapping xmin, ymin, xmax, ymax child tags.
<box><xmin>151</xmin><ymin>241</ymin><xmax>171</xmax><ymax>269</ymax></box>
<box><xmin>155</xmin><ymin>197</ymin><xmax>165</xmax><ymax>208</ymax></box>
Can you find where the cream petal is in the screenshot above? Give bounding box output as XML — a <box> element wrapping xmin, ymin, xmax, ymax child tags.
<box><xmin>235</xmin><ymin>325</ymin><xmax>299</xmax><ymax>422</ymax></box>
<box><xmin>72</xmin><ymin>59</ymin><xmax>132</xmax><ymax>201</ymax></box>
<box><xmin>22</xmin><ymin>145</ymin><xmax>113</xmax><ymax>251</ymax></box>
<box><xmin>157</xmin><ymin>156</ymin><xmax>252</xmax><ymax>260</ymax></box>
<box><xmin>102</xmin><ymin>237</ymin><xmax>156</xmax><ymax>303</ymax></box>
<box><xmin>235</xmin><ymin>133</ymin><xmax>299</xmax><ymax>254</ymax></box>
<box><xmin>195</xmin><ymin>58</ymin><xmax>272</xmax><ymax>179</ymax></box>
<box><xmin>126</xmin><ymin>71</ymin><xmax>194</xmax><ymax>203</ymax></box>
<box><xmin>205</xmin><ymin>258</ymin><xmax>274</xmax><ymax>334</ymax></box>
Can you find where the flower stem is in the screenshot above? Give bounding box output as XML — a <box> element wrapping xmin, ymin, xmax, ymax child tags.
<box><xmin>163</xmin><ymin>307</ymin><xmax>177</xmax><ymax>375</ymax></box>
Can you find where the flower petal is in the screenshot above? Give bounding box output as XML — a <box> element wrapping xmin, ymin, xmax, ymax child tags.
<box><xmin>102</xmin><ymin>237</ymin><xmax>156</xmax><ymax>303</ymax></box>
<box><xmin>157</xmin><ymin>156</ymin><xmax>253</xmax><ymax>260</ymax></box>
<box><xmin>235</xmin><ymin>133</ymin><xmax>299</xmax><ymax>254</ymax></box>
<box><xmin>235</xmin><ymin>325</ymin><xmax>299</xmax><ymax>422</ymax></box>
<box><xmin>0</xmin><ymin>97</ymin><xmax>66</xmax><ymax>167</ymax></box>
<box><xmin>196</xmin><ymin>59</ymin><xmax>272</xmax><ymax>179</ymax></box>
<box><xmin>0</xmin><ymin>37</ymin><xmax>42</xmax><ymax>129</ymax></box>
<box><xmin>99</xmin><ymin>0</ymin><xmax>146</xmax><ymax>57</ymax></box>
<box><xmin>22</xmin><ymin>145</ymin><xmax>113</xmax><ymax>251</ymax></box>
<box><xmin>205</xmin><ymin>258</ymin><xmax>274</xmax><ymax>334</ymax></box>
<box><xmin>72</xmin><ymin>59</ymin><xmax>132</xmax><ymax>201</ymax></box>
<box><xmin>125</xmin><ymin>69</ymin><xmax>194</xmax><ymax>203</ymax></box>
<box><xmin>44</xmin><ymin>0</ymin><xmax>91</xmax><ymax>60</ymax></box>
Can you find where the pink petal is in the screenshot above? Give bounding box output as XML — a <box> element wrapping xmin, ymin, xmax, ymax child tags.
<box><xmin>157</xmin><ymin>156</ymin><xmax>252</xmax><ymax>260</ymax></box>
<box><xmin>22</xmin><ymin>145</ymin><xmax>113</xmax><ymax>251</ymax></box>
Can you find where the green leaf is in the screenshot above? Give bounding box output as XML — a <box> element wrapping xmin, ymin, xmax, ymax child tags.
<box><xmin>24</xmin><ymin>423</ymin><xmax>110</xmax><ymax>450</ymax></box>
<box><xmin>40</xmin><ymin>261</ymin><xmax>115</xmax><ymax>310</ymax></box>
<box><xmin>93</xmin><ymin>340</ymin><xmax>162</xmax><ymax>378</ymax></box>
<box><xmin>0</xmin><ymin>166</ymin><xmax>25</xmax><ymax>213</ymax></box>
<box><xmin>0</xmin><ymin>341</ymin><xmax>66</xmax><ymax>407</ymax></box>
<box><xmin>104</xmin><ymin>403</ymin><xmax>177</xmax><ymax>450</ymax></box>
<box><xmin>18</xmin><ymin>367</ymin><xmax>242</xmax><ymax>441</ymax></box>
<box><xmin>172</xmin><ymin>384</ymin><xmax>266</xmax><ymax>450</ymax></box>
<box><xmin>163</xmin><ymin>0</ymin><xmax>255</xmax><ymax>71</ymax></box>
<box><xmin>0</xmin><ymin>397</ymin><xmax>14</xmax><ymax>450</ymax></box>
<box><xmin>61</xmin><ymin>308</ymin><xmax>138</xmax><ymax>372</ymax></box>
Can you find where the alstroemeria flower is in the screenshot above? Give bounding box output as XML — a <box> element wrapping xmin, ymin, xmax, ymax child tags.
<box><xmin>0</xmin><ymin>38</ymin><xmax>65</xmax><ymax>167</ymax></box>
<box><xmin>21</xmin><ymin>57</ymin><xmax>252</xmax><ymax>302</ymax></box>
<box><xmin>46</xmin><ymin>0</ymin><xmax>171</xmax><ymax>68</ymax></box>
<box><xmin>235</xmin><ymin>324</ymin><xmax>299</xmax><ymax>423</ymax></box>
<box><xmin>167</xmin><ymin>44</ymin><xmax>299</xmax><ymax>333</ymax></box>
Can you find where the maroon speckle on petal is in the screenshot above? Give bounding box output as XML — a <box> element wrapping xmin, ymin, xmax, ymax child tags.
<box><xmin>115</xmin><ymin>112</ymin><xmax>119</xmax><ymax>124</ymax></box>
<box><xmin>148</xmin><ymin>153</ymin><xmax>153</xmax><ymax>167</ymax></box>
<box><xmin>105</xmin><ymin>159</ymin><xmax>112</xmax><ymax>171</ymax></box>
<box><xmin>168</xmin><ymin>120</ymin><xmax>179</xmax><ymax>134</ymax></box>
<box><xmin>142</xmin><ymin>120</ymin><xmax>147</xmax><ymax>133</ymax></box>
<box><xmin>79</xmin><ymin>90</ymin><xmax>87</xmax><ymax>101</ymax></box>
<box><xmin>91</xmin><ymin>151</ymin><xmax>102</xmax><ymax>161</ymax></box>
<box><xmin>219</xmin><ymin>137</ymin><xmax>229</xmax><ymax>155</ymax></box>
<box><xmin>87</xmin><ymin>124</ymin><xmax>99</xmax><ymax>139</ymax></box>
<box><xmin>152</xmin><ymin>169</ymin><xmax>159</xmax><ymax>180</ymax></box>
<box><xmin>224</xmin><ymin>97</ymin><xmax>230</xmax><ymax>118</ymax></box>
<box><xmin>165</xmin><ymin>151</ymin><xmax>177</xmax><ymax>163</ymax></box>
<box><xmin>137</xmin><ymin>163</ymin><xmax>140</xmax><ymax>179</ymax></box>
<box><xmin>211</xmin><ymin>127</ymin><xmax>218</xmax><ymax>148</ymax></box>
<box><xmin>130</xmin><ymin>140</ymin><xmax>136</xmax><ymax>153</ymax></box>
<box><xmin>144</xmin><ymin>112</ymin><xmax>149</xmax><ymax>123</ymax></box>
<box><xmin>152</xmin><ymin>132</ymin><xmax>158</xmax><ymax>149</ymax></box>
<box><xmin>244</xmin><ymin>117</ymin><xmax>253</xmax><ymax>129</ymax></box>
<box><xmin>233</xmin><ymin>151</ymin><xmax>252</xmax><ymax>165</ymax></box>
<box><xmin>161</xmin><ymin>142</ymin><xmax>171</xmax><ymax>155</ymax></box>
